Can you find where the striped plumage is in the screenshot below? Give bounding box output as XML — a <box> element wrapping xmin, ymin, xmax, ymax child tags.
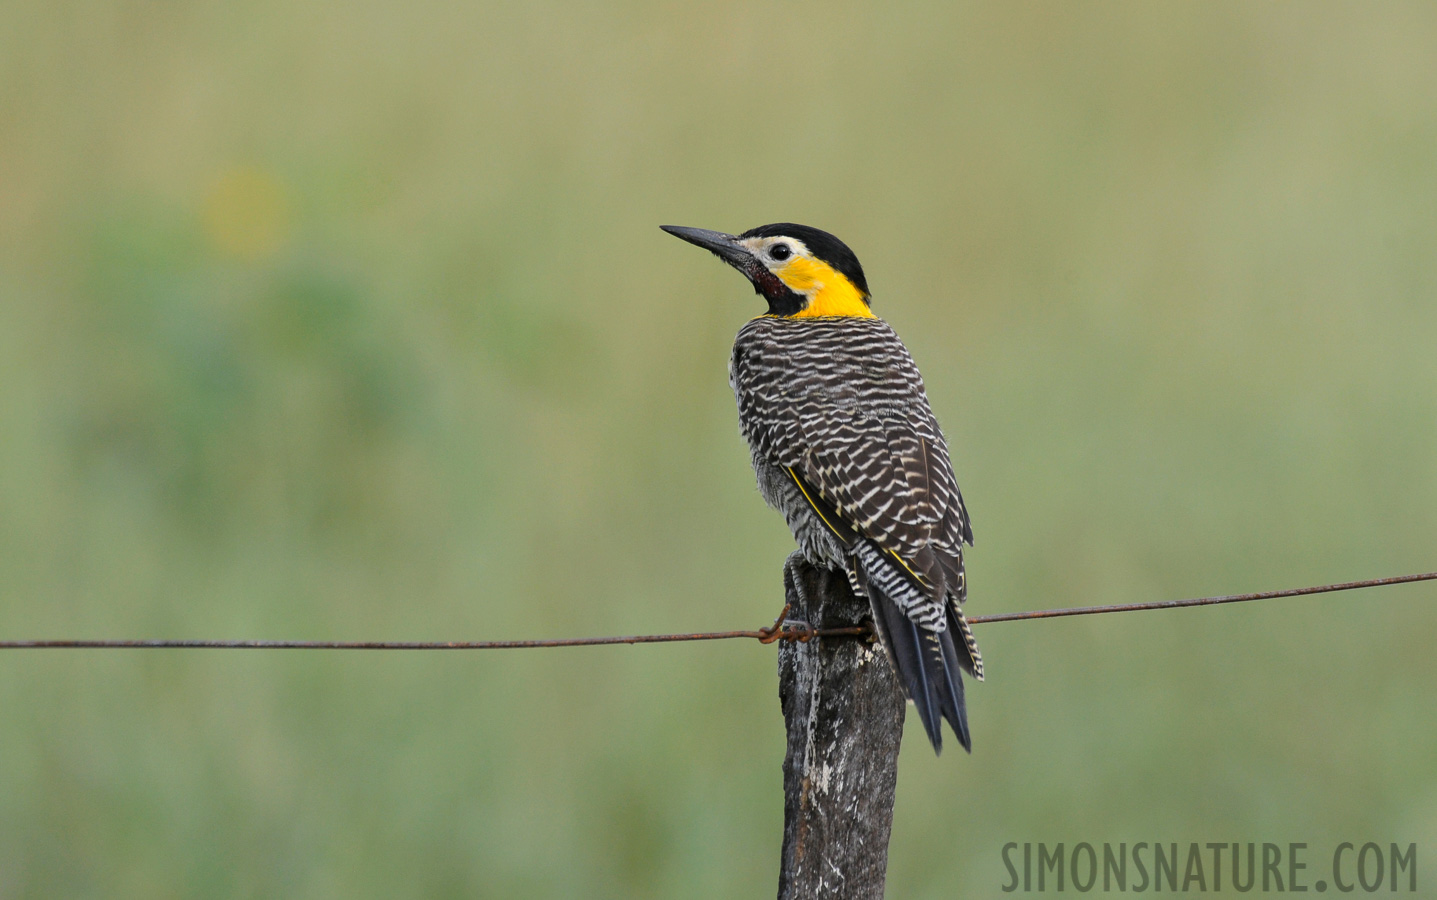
<box><xmin>732</xmin><ymin>315</ymin><xmax>982</xmax><ymax>752</ymax></box>
<box><xmin>662</xmin><ymin>222</ymin><xmax>981</xmax><ymax>754</ymax></box>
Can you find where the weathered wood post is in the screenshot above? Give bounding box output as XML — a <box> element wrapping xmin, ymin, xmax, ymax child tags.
<box><xmin>777</xmin><ymin>554</ymin><xmax>907</xmax><ymax>899</ymax></box>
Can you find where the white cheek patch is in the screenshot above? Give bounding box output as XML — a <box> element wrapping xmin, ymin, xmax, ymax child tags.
<box><xmin>738</xmin><ymin>236</ymin><xmax>815</xmax><ymax>285</ymax></box>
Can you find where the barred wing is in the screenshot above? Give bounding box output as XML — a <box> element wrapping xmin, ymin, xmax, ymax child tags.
<box><xmin>731</xmin><ymin>317</ymin><xmax>972</xmax><ymax>591</ymax></box>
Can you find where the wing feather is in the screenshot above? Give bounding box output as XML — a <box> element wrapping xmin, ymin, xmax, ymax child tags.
<box><xmin>731</xmin><ymin>317</ymin><xmax>975</xmax><ymax>622</ymax></box>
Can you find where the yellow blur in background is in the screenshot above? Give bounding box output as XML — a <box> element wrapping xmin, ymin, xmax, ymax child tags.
<box><xmin>2</xmin><ymin>2</ymin><xmax>1436</xmax><ymax>897</ymax></box>
<box><xmin>203</xmin><ymin>167</ymin><xmax>290</xmax><ymax>261</ymax></box>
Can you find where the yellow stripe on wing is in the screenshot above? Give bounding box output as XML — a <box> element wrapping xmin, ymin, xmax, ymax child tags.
<box><xmin>785</xmin><ymin>467</ymin><xmax>852</xmax><ymax>544</ymax></box>
<box><xmin>885</xmin><ymin>547</ymin><xmax>931</xmax><ymax>588</ymax></box>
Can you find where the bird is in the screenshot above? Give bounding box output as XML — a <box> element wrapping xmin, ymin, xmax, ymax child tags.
<box><xmin>661</xmin><ymin>222</ymin><xmax>982</xmax><ymax>754</ymax></box>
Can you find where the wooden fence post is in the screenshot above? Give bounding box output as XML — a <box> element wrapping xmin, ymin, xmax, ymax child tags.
<box><xmin>777</xmin><ymin>554</ymin><xmax>907</xmax><ymax>899</ymax></box>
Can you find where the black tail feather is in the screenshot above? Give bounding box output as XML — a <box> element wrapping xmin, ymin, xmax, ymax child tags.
<box><xmin>856</xmin><ymin>558</ymin><xmax>971</xmax><ymax>755</ymax></box>
<box><xmin>935</xmin><ymin>625</ymin><xmax>971</xmax><ymax>751</ymax></box>
<box><xmin>881</xmin><ymin>600</ymin><xmax>942</xmax><ymax>750</ymax></box>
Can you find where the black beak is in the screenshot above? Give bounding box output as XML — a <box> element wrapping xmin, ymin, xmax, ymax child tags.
<box><xmin>660</xmin><ymin>225</ymin><xmax>755</xmax><ymax>269</ymax></box>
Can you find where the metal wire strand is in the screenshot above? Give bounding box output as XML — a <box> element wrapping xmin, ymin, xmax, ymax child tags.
<box><xmin>1</xmin><ymin>571</ymin><xmax>1432</xmax><ymax>650</ymax></box>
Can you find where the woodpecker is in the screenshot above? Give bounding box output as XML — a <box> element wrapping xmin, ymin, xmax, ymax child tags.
<box><xmin>662</xmin><ymin>222</ymin><xmax>982</xmax><ymax>754</ymax></box>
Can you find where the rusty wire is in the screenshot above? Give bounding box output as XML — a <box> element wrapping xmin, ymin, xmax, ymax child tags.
<box><xmin>1</xmin><ymin>571</ymin><xmax>1432</xmax><ymax>651</ymax></box>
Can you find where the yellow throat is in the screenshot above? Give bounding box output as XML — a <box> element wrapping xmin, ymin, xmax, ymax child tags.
<box><xmin>775</xmin><ymin>256</ymin><xmax>875</xmax><ymax>318</ymax></box>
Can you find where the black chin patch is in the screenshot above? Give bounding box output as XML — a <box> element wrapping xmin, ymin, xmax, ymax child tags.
<box><xmin>750</xmin><ymin>268</ymin><xmax>805</xmax><ymax>316</ymax></box>
<box><xmin>727</xmin><ymin>252</ymin><xmax>804</xmax><ymax>316</ymax></box>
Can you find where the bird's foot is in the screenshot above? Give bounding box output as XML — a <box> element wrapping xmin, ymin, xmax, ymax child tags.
<box><xmin>757</xmin><ymin>604</ymin><xmax>817</xmax><ymax>643</ymax></box>
<box><xmin>783</xmin><ymin>620</ymin><xmax>817</xmax><ymax>642</ymax></box>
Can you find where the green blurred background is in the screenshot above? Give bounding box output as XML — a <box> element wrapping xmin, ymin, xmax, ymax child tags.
<box><xmin>3</xmin><ymin>1</ymin><xmax>1437</xmax><ymax>896</ymax></box>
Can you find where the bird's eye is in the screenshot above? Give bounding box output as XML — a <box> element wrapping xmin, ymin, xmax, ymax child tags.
<box><xmin>769</xmin><ymin>243</ymin><xmax>792</xmax><ymax>261</ymax></box>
